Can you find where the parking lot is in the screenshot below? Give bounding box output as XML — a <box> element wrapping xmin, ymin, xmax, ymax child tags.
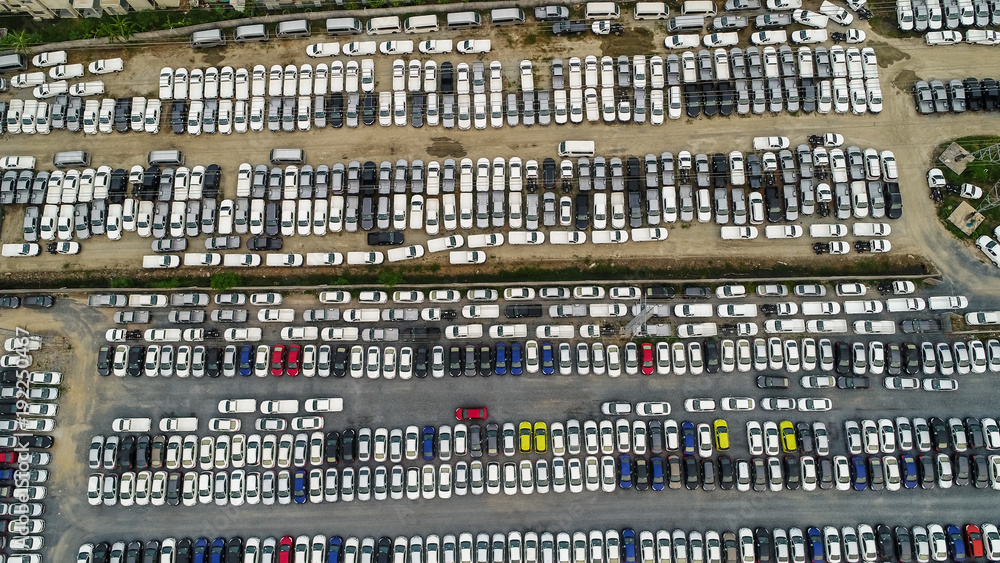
<box><xmin>1</xmin><ymin>278</ymin><xmax>993</xmax><ymax>561</ymax></box>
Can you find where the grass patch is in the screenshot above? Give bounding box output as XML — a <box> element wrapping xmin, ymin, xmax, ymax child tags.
<box><xmin>932</xmin><ymin>135</ymin><xmax>1000</xmax><ymax>240</ymax></box>
<box><xmin>866</xmin><ymin>14</ymin><xmax>914</xmax><ymax>39</ymax></box>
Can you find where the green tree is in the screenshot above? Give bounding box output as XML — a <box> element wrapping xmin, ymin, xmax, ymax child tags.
<box><xmin>367</xmin><ymin>0</ymin><xmax>385</xmax><ymax>8</ymax></box>
<box><xmin>99</xmin><ymin>14</ymin><xmax>139</xmax><ymax>43</ymax></box>
<box><xmin>211</xmin><ymin>272</ymin><xmax>243</xmax><ymax>291</ymax></box>
<box><xmin>3</xmin><ymin>30</ymin><xmax>33</xmax><ymax>55</ymax></box>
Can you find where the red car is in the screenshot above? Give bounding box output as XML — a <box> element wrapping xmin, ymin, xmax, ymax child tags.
<box><xmin>0</xmin><ymin>452</ymin><xmax>14</xmax><ymax>464</ymax></box>
<box><xmin>641</xmin><ymin>343</ymin><xmax>654</xmax><ymax>375</ymax></box>
<box><xmin>966</xmin><ymin>525</ymin><xmax>985</xmax><ymax>559</ymax></box>
<box><xmin>278</xmin><ymin>536</ymin><xmax>294</xmax><ymax>563</ymax></box>
<box><xmin>286</xmin><ymin>344</ymin><xmax>301</xmax><ymax>376</ymax></box>
<box><xmin>270</xmin><ymin>345</ymin><xmax>285</xmax><ymax>377</ymax></box>
<box><xmin>455</xmin><ymin>407</ymin><xmax>489</xmax><ymax>421</ymax></box>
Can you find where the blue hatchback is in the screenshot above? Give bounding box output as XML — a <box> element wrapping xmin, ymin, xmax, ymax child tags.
<box><xmin>293</xmin><ymin>470</ymin><xmax>307</xmax><ymax>504</ymax></box>
<box><xmin>650</xmin><ymin>456</ymin><xmax>665</xmax><ymax>491</ymax></box>
<box><xmin>238</xmin><ymin>345</ymin><xmax>253</xmax><ymax>376</ymax></box>
<box><xmin>510</xmin><ymin>343</ymin><xmax>523</xmax><ymax>375</ymax></box>
<box><xmin>328</xmin><ymin>536</ymin><xmax>344</xmax><ymax>563</ymax></box>
<box><xmin>681</xmin><ymin>421</ymin><xmax>696</xmax><ymax>456</ymax></box>
<box><xmin>619</xmin><ymin>454</ymin><xmax>632</xmax><ymax>489</ymax></box>
<box><xmin>947</xmin><ymin>525</ymin><xmax>966</xmax><ymax>563</ymax></box>
<box><xmin>495</xmin><ymin>343</ymin><xmax>507</xmax><ymax>376</ymax></box>
<box><xmin>541</xmin><ymin>342</ymin><xmax>554</xmax><ymax>375</ymax></box>
<box><xmin>807</xmin><ymin>528</ymin><xmax>824</xmax><ymax>563</ymax></box>
<box><xmin>851</xmin><ymin>456</ymin><xmax>867</xmax><ymax>491</ymax></box>
<box><xmin>622</xmin><ymin>528</ymin><xmax>637</xmax><ymax>563</ymax></box>
<box><xmin>901</xmin><ymin>454</ymin><xmax>918</xmax><ymax>489</ymax></box>
<box><xmin>194</xmin><ymin>538</ymin><xmax>209</xmax><ymax>563</ymax></box>
<box><xmin>422</xmin><ymin>426</ymin><xmax>436</xmax><ymax>460</ymax></box>
<box><xmin>210</xmin><ymin>538</ymin><xmax>225</xmax><ymax>563</ymax></box>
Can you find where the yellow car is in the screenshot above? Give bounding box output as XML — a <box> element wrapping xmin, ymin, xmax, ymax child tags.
<box><xmin>713</xmin><ymin>419</ymin><xmax>730</xmax><ymax>451</ymax></box>
<box><xmin>518</xmin><ymin>421</ymin><xmax>533</xmax><ymax>453</ymax></box>
<box><xmin>533</xmin><ymin>421</ymin><xmax>547</xmax><ymax>453</ymax></box>
<box><xmin>779</xmin><ymin>420</ymin><xmax>797</xmax><ymax>452</ymax></box>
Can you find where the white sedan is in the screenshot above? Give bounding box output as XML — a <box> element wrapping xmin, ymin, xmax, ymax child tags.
<box><xmin>761</xmin><ymin>397</ymin><xmax>797</xmax><ymax>411</ymax></box>
<box><xmin>636</xmin><ymin>402</ymin><xmax>671</xmax><ymax>416</ymax></box>
<box><xmin>797</xmin><ymin>398</ymin><xmax>833</xmax><ymax>411</ymax></box>
<box><xmin>306</xmin><ymin>43</ymin><xmax>340</xmax><ymax>57</ymax></box>
<box><xmin>720</xmin><ymin>397</ymin><xmax>756</xmax><ymax>411</ymax></box>
<box><xmin>683</xmin><ymin>398</ymin><xmax>717</xmax><ymax>413</ymax></box>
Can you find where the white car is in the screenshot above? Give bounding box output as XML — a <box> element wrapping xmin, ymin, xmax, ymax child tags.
<box><xmin>664</xmin><ymin>35</ymin><xmax>702</xmax><ymax>49</ymax></box>
<box><xmin>306</xmin><ymin>43</ymin><xmax>340</xmax><ymax>57</ymax></box>
<box><xmin>926</xmin><ymin>31</ymin><xmax>963</xmax><ymax>45</ymax></box>
<box><xmin>88</xmin><ymin>58</ymin><xmax>124</xmax><ymax>74</ymax></box>
<box><xmin>684</xmin><ymin>398</ymin><xmax>717</xmax><ymax>412</ymax></box>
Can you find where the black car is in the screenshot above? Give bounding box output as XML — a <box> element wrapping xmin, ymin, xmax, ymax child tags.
<box><xmin>875</xmin><ymin>526</ymin><xmax>894</xmax><ymax>561</ymax></box>
<box><xmin>485</xmin><ymin>423</ymin><xmax>499</xmax><ymax>456</ymax></box>
<box><xmin>478</xmin><ymin>345</ymin><xmax>492</xmax><ymax>376</ymax></box>
<box><xmin>226</xmin><ymin>537</ymin><xmax>243</xmax><ymax>563</ymax></box>
<box><xmin>341</xmin><ymin>429</ymin><xmax>356</xmax><ymax>463</ymax></box>
<box><xmin>756</xmin><ymin>375</ymin><xmax>789</xmax><ymax>389</ymax></box>
<box><xmin>752</xmin><ymin>457</ymin><xmax>767</xmax><ymax>491</ymax></box>
<box><xmin>367</xmin><ymin>231</ymin><xmax>404</xmax><ymax>246</ymax></box>
<box><xmin>22</xmin><ymin>295</ymin><xmax>53</xmax><ymax>308</ymax></box>
<box><xmin>135</xmin><ymin>435</ymin><xmax>151</xmax><ymax>470</ymax></box>
<box><xmin>964</xmin><ymin>77</ymin><xmax>983</xmax><ymax>111</ymax></box>
<box><xmin>97</xmin><ymin>345</ymin><xmax>112</xmax><ymax>376</ymax></box>
<box><xmin>332</xmin><ymin>347</ymin><xmax>348</xmax><ymax>378</ymax></box>
<box><xmin>93</xmin><ymin>542</ymin><xmax>111</xmax><ymax>563</ymax></box>
<box><xmin>702</xmin><ymin>83</ymin><xmax>719</xmax><ymax>117</ymax></box>
<box><xmin>325</xmin><ymin>431</ymin><xmax>340</xmax><ymax>464</ymax></box>
<box><xmin>711</xmin><ymin>153</ymin><xmax>728</xmax><ymax>188</ymax></box>
<box><xmin>575</xmin><ymin>193</ymin><xmax>589</xmax><ymax>230</ymax></box>
<box><xmin>414</xmin><ymin>345</ymin><xmax>429</xmax><ymax>378</ymax></box>
<box><xmin>412</xmin><ymin>93</ymin><xmax>424</xmax><ymax>128</ymax></box>
<box><xmin>143</xmin><ymin>540</ymin><xmax>160</xmax><ymax>563</ymax></box>
<box><xmin>0</xmin><ymin>295</ymin><xmax>19</xmax><ymax>309</ymax></box>
<box><xmin>361</xmin><ymin>92</ymin><xmax>376</xmax><ymax>126</ymax></box>
<box><xmin>170</xmin><ymin>101</ymin><xmax>187</xmax><ymax>134</ymax></box>
<box><xmin>718</xmin><ymin>81</ymin><xmax>735</xmax><ymax>116</ymax></box>
<box><xmin>764</xmin><ymin>186</ymin><xmax>781</xmax><ymax>222</ymax></box>
<box><xmin>646</xmin><ymin>286</ymin><xmax>675</xmax><ymax>300</ymax></box>
<box><xmin>377</xmin><ymin>537</ymin><xmax>392</xmax><ymax>563</ymax></box>
<box><xmin>834</xmin><ymin>341</ymin><xmax>851</xmax><ymax>375</ymax></box>
<box><xmin>19</xmin><ymin>435</ymin><xmax>53</xmax><ymax>449</ymax></box>
<box><xmin>929</xmin><ymin>417</ymin><xmax>950</xmax><ymax>450</ymax></box>
<box><xmin>469</xmin><ymin>424</ymin><xmax>482</xmax><ymax>458</ymax></box>
<box><xmin>552</xmin><ymin>20</ymin><xmax>588</xmax><ymax>34</ymax></box>
<box><xmin>917</xmin><ymin>454</ymin><xmax>935</xmax><ymax>489</ymax></box>
<box><xmin>126</xmin><ymin>541</ymin><xmax>142</xmax><ymax>563</ymax></box>
<box><xmin>440</xmin><ymin>62</ymin><xmax>454</xmax><ymax>95</ymax></box>
<box><xmin>783</xmin><ymin>456</ymin><xmax>800</xmax><ymax>490</ymax></box>
<box><xmin>717</xmin><ymin>455</ymin><xmax>733</xmax><ymax>490</ymax></box>
<box><xmin>971</xmin><ymin>454</ymin><xmax>990</xmax><ymax>488</ymax></box>
<box><xmin>542</xmin><ymin>158</ymin><xmax>556</xmax><ymax>189</ymax></box>
<box><xmin>868</xmin><ymin>456</ymin><xmax>884</xmax><ymax>490</ymax></box>
<box><xmin>119</xmin><ymin>436</ymin><xmax>136</xmax><ymax>470</ymax></box>
<box><xmin>683</xmin><ymin>455</ymin><xmax>700</xmax><ymax>490</ymax></box>
<box><xmin>166</xmin><ymin>472</ymin><xmax>181</xmax><ymax>506</ymax></box>
<box><xmin>953</xmin><ymin>453</ymin><xmax>970</xmax><ymax>486</ymax></box>
<box><xmin>681</xmin><ymin>287</ymin><xmax>711</xmax><ymax>299</ymax></box>
<box><xmin>634</xmin><ymin>457</ymin><xmax>649</xmax><ymax>491</ymax></box>
<box><xmin>981</xmin><ymin>78</ymin><xmax>999</xmax><ymax>111</ymax></box>
<box><xmin>837</xmin><ymin>375</ymin><xmax>870</xmax><ymax>389</ymax></box>
<box><xmin>684</xmin><ymin>84</ymin><xmax>701</xmax><ymax>118</ymax></box>
<box><xmin>703</xmin><ymin>340</ymin><xmax>720</xmax><ymax>373</ymax></box>
<box><xmin>818</xmin><ymin>457</ymin><xmax>834</xmax><ymax>490</ymax></box>
<box><xmin>464</xmin><ymin>344</ymin><xmax>477</xmax><ymax>377</ymax></box>
<box><xmin>701</xmin><ymin>458</ymin><xmax>716</xmax><ymax>491</ymax></box>
<box><xmin>884</xmin><ymin>182</ymin><xmax>902</xmax><ymax>219</ymax></box>
<box><xmin>965</xmin><ymin>417</ymin><xmax>985</xmax><ymax>449</ymax></box>
<box><xmin>666</xmin><ymin>455</ymin><xmax>682</xmax><ymax>490</ymax></box>
<box><xmin>796</xmin><ymin>423</ymin><xmax>814</xmax><ymax>453</ymax></box>
<box><xmin>328</xmin><ymin>93</ymin><xmax>344</xmax><ymax>128</ymax></box>
<box><xmin>247</xmin><ymin>236</ymin><xmax>282</xmax><ymax>251</ymax></box>
<box><xmin>505</xmin><ymin>304</ymin><xmax>543</xmax><ymax>318</ymax></box>
<box><xmin>127</xmin><ymin>345</ymin><xmax>145</xmax><ymax>377</ymax></box>
<box><xmin>756</xmin><ymin>528</ymin><xmax>773</xmax><ymax>563</ymax></box>
<box><xmin>448</xmin><ymin>346</ymin><xmax>462</xmax><ymax>377</ymax></box>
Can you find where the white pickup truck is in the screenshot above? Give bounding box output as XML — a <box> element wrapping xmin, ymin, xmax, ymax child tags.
<box><xmin>257</xmin><ymin>308</ymin><xmax>295</xmax><ymax>322</ymax></box>
<box><xmin>809</xmin><ymin>223</ymin><xmax>848</xmax><ymax>238</ymax></box>
<box><xmin>589</xmin><ymin>304</ymin><xmax>629</xmax><ymax>317</ymax></box>
<box><xmin>261</xmin><ymin>399</ymin><xmax>299</xmax><ymax>415</ymax></box>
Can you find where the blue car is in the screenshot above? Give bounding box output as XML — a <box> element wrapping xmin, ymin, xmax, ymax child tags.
<box><xmin>422</xmin><ymin>425</ymin><xmax>436</xmax><ymax>460</ymax></box>
<box><xmin>807</xmin><ymin>528</ymin><xmax>824</xmax><ymax>563</ymax></box>
<box><xmin>194</xmin><ymin>538</ymin><xmax>209</xmax><ymax>563</ymax></box>
<box><xmin>681</xmin><ymin>421</ymin><xmax>696</xmax><ymax>456</ymax></box>
<box><xmin>947</xmin><ymin>525</ymin><xmax>966</xmax><ymax>563</ymax></box>
<box><xmin>210</xmin><ymin>538</ymin><xmax>225</xmax><ymax>563</ymax></box>
<box><xmin>851</xmin><ymin>456</ymin><xmax>867</xmax><ymax>491</ymax></box>
<box><xmin>650</xmin><ymin>456</ymin><xmax>665</xmax><ymax>491</ymax></box>
<box><xmin>622</xmin><ymin>528</ymin><xmax>637</xmax><ymax>563</ymax></box>
<box><xmin>618</xmin><ymin>454</ymin><xmax>632</xmax><ymax>489</ymax></box>
<box><xmin>510</xmin><ymin>343</ymin><xmax>523</xmax><ymax>375</ymax></box>
<box><xmin>238</xmin><ymin>344</ymin><xmax>253</xmax><ymax>376</ymax></box>
<box><xmin>0</xmin><ymin>469</ymin><xmax>13</xmax><ymax>480</ymax></box>
<box><xmin>541</xmin><ymin>342</ymin><xmax>554</xmax><ymax>375</ymax></box>
<box><xmin>901</xmin><ymin>454</ymin><xmax>918</xmax><ymax>489</ymax></box>
<box><xmin>495</xmin><ymin>343</ymin><xmax>507</xmax><ymax>376</ymax></box>
<box><xmin>293</xmin><ymin>469</ymin><xmax>307</xmax><ymax>504</ymax></box>
<box><xmin>328</xmin><ymin>536</ymin><xmax>344</xmax><ymax>563</ymax></box>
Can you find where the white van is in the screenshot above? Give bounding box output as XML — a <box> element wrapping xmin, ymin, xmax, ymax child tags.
<box><xmin>491</xmin><ymin>8</ymin><xmax>526</xmax><ymax>25</ymax></box>
<box><xmin>586</xmin><ymin>1</ymin><xmax>621</xmax><ymax>18</ymax></box>
<box><xmin>53</xmin><ymin>150</ymin><xmax>91</xmax><ymax>168</ymax></box>
<box><xmin>233</xmin><ymin>24</ymin><xmax>268</xmax><ymax>43</ymax></box>
<box><xmin>667</xmin><ymin>15</ymin><xmax>706</xmax><ymax>30</ymax></box>
<box><xmin>682</xmin><ymin>0</ymin><xmax>717</xmax><ymax>15</ymax></box>
<box><xmin>276</xmin><ymin>19</ymin><xmax>311</xmax><ymax>38</ymax></box>
<box><xmin>404</xmin><ymin>15</ymin><xmax>440</xmax><ymax>33</ymax></box>
<box><xmin>326</xmin><ymin>17</ymin><xmax>363</xmax><ymax>35</ymax></box>
<box><xmin>270</xmin><ymin>148</ymin><xmax>304</xmax><ymax>165</ymax></box>
<box><xmin>634</xmin><ymin>1</ymin><xmax>669</xmax><ymax>19</ymax></box>
<box><xmin>367</xmin><ymin>16</ymin><xmax>402</xmax><ymax>35</ymax></box>
<box><xmin>191</xmin><ymin>29</ymin><xmax>226</xmax><ymax>48</ymax></box>
<box><xmin>446</xmin><ymin>11</ymin><xmax>483</xmax><ymax>29</ymax></box>
<box><xmin>142</xmin><ymin>255</ymin><xmax>181</xmax><ymax>269</ymax></box>
<box><xmin>558</xmin><ymin>140</ymin><xmax>596</xmax><ymax>157</ymax></box>
<box><xmin>148</xmin><ymin>150</ymin><xmax>184</xmax><ymax>166</ymax></box>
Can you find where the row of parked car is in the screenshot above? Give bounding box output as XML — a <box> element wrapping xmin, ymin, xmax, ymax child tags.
<box><xmin>77</xmin><ymin>523</ymin><xmax>1000</xmax><ymax>563</ymax></box>
<box><xmin>913</xmin><ymin>78</ymin><xmax>1000</xmax><ymax>114</ymax></box>
<box><xmin>896</xmin><ymin>0</ymin><xmax>1000</xmax><ymax>30</ymax></box>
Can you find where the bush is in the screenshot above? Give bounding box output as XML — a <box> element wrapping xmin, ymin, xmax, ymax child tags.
<box><xmin>211</xmin><ymin>272</ymin><xmax>243</xmax><ymax>291</ymax></box>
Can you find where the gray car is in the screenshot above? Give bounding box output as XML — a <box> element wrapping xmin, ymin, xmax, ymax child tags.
<box><xmin>202</xmin><ymin>99</ymin><xmax>218</xmax><ymax>134</ymax></box>
<box><xmin>948</xmin><ymin>79</ymin><xmax>966</xmax><ymax>112</ymax></box>
<box><xmin>152</xmin><ymin>238</ymin><xmax>187</xmax><ymax>253</ymax></box>
<box><xmin>184</xmin><ymin>200</ymin><xmax>201</xmax><ymax>238</ymax></box>
<box><xmin>267</xmin><ymin>97</ymin><xmax>280</xmax><ymax>132</ymax></box>
<box><xmin>542</xmin><ymin>192</ymin><xmax>556</xmax><ymax>227</ymax></box>
<box><xmin>346</xmin><ymin>92</ymin><xmax>360</xmax><ymax>128</ymax></box>
<box><xmin>666</xmin><ymin>55</ymin><xmax>681</xmax><ymax>86</ymax></box>
<box><xmin>206</xmin><ymin>235</ymin><xmax>240</xmax><ymax>250</ymax></box>
<box><xmin>152</xmin><ymin>202</ymin><xmax>169</xmax><ymax>239</ymax></box>
<box><xmin>281</xmin><ymin>97</ymin><xmax>295</xmax><ymax>132</ymax></box>
<box><xmin>550</xmin><ymin>59</ymin><xmax>564</xmax><ymax>90</ymax></box>
<box><xmin>22</xmin><ymin>206</ymin><xmax>38</xmax><ymax>242</ymax></box>
<box><xmin>525</xmin><ymin>193</ymin><xmax>539</xmax><ymax>231</ymax></box>
<box><xmin>90</xmin><ymin>200</ymin><xmax>106</xmax><ymax>236</ymax></box>
<box><xmin>200</xmin><ymin>198</ymin><xmax>217</xmax><ymax>235</ymax></box>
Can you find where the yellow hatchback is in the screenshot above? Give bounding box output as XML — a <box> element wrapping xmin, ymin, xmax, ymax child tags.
<box><xmin>518</xmin><ymin>421</ymin><xmax>533</xmax><ymax>453</ymax></box>
<box><xmin>779</xmin><ymin>420</ymin><xmax>797</xmax><ymax>452</ymax></box>
<box><xmin>713</xmin><ymin>419</ymin><xmax>730</xmax><ymax>451</ymax></box>
<box><xmin>533</xmin><ymin>422</ymin><xmax>547</xmax><ymax>453</ymax></box>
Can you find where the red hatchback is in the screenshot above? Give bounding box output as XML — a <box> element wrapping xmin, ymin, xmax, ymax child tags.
<box><xmin>0</xmin><ymin>452</ymin><xmax>14</xmax><ymax>463</ymax></box>
<box><xmin>270</xmin><ymin>345</ymin><xmax>286</xmax><ymax>377</ymax></box>
<box><xmin>641</xmin><ymin>343</ymin><xmax>654</xmax><ymax>375</ymax></box>
<box><xmin>455</xmin><ymin>407</ymin><xmax>489</xmax><ymax>421</ymax></box>
<box><xmin>966</xmin><ymin>525</ymin><xmax>985</xmax><ymax>559</ymax></box>
<box><xmin>286</xmin><ymin>344</ymin><xmax>301</xmax><ymax>376</ymax></box>
<box><xmin>278</xmin><ymin>536</ymin><xmax>294</xmax><ymax>563</ymax></box>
